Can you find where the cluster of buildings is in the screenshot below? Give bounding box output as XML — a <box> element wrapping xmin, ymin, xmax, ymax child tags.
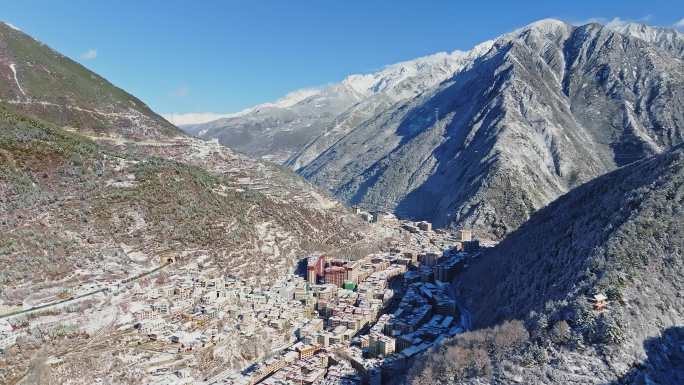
<box><xmin>128</xmin><ymin>270</ymin><xmax>313</xmax><ymax>348</ymax></box>
<box><xmin>352</xmin><ymin>207</ymin><xmax>397</xmax><ymax>224</ymax></box>
<box><xmin>1</xmin><ymin>213</ymin><xmax>484</xmax><ymax>385</ymax></box>
<box><xmin>216</xmin><ymin>227</ymin><xmax>482</xmax><ymax>385</ymax></box>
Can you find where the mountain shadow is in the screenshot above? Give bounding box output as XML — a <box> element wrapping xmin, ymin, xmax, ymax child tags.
<box><xmin>608</xmin><ymin>326</ymin><xmax>684</xmax><ymax>385</ymax></box>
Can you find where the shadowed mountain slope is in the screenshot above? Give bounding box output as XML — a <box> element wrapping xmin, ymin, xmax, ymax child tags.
<box><xmin>293</xmin><ymin>19</ymin><xmax>683</xmax><ymax>238</ymax></box>
<box><xmin>407</xmin><ymin>144</ymin><xmax>684</xmax><ymax>384</ymax></box>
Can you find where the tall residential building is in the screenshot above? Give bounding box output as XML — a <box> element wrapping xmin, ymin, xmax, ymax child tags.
<box><xmin>324</xmin><ymin>266</ymin><xmax>347</xmax><ymax>287</ymax></box>
<box><xmin>307</xmin><ymin>255</ymin><xmax>326</xmax><ymax>284</ymax></box>
<box><xmin>457</xmin><ymin>229</ymin><xmax>472</xmax><ymax>242</ymax></box>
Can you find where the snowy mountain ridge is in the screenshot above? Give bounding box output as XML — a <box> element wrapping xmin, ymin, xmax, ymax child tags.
<box><xmin>605</xmin><ymin>21</ymin><xmax>684</xmax><ymax>57</ymax></box>
<box><xmin>291</xmin><ymin>18</ymin><xmax>684</xmax><ymax>237</ymax></box>
<box><xmin>340</xmin><ymin>40</ymin><xmax>494</xmax><ymax>101</ymax></box>
<box><xmin>185</xmin><ymin>39</ymin><xmax>494</xmax><ymax>163</ymax></box>
<box><xmin>185</xmin><ymin>18</ymin><xmax>684</xmax><ymax>238</ymax></box>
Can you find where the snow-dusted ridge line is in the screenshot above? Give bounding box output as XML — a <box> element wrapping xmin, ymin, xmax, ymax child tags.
<box><xmin>606</xmin><ymin>21</ymin><xmax>684</xmax><ymax>51</ymax></box>
<box><xmin>2</xmin><ymin>21</ymin><xmax>21</xmax><ymax>31</ymax></box>
<box><xmin>184</xmin><ymin>39</ymin><xmax>495</xmax><ymax>127</ymax></box>
<box><xmin>340</xmin><ymin>39</ymin><xmax>495</xmax><ymax>100</ymax></box>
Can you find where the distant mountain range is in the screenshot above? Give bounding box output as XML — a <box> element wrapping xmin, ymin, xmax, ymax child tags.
<box><xmin>182</xmin><ymin>42</ymin><xmax>493</xmax><ymax>163</ymax></box>
<box><xmin>188</xmin><ymin>19</ymin><xmax>684</xmax><ymax>239</ymax></box>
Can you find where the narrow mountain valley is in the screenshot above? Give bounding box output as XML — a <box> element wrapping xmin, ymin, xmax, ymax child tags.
<box><xmin>0</xmin><ymin>11</ymin><xmax>682</xmax><ymax>385</ymax></box>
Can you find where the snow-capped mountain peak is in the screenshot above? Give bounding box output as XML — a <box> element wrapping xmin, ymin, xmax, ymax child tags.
<box><xmin>185</xmin><ymin>38</ymin><xmax>494</xmax><ymax>163</ymax></box>
<box><xmin>340</xmin><ymin>41</ymin><xmax>494</xmax><ymax>101</ymax></box>
<box><xmin>259</xmin><ymin>87</ymin><xmax>323</xmax><ymax>109</ymax></box>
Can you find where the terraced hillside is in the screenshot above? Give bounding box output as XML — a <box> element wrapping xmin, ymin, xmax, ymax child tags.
<box><xmin>0</xmin><ymin>107</ymin><xmax>378</xmax><ymax>293</ymax></box>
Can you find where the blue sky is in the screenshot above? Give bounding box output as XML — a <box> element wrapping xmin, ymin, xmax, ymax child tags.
<box><xmin>4</xmin><ymin>0</ymin><xmax>683</xmax><ymax>124</ymax></box>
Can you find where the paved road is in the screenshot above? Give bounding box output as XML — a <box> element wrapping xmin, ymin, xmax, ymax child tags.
<box><xmin>0</xmin><ymin>262</ymin><xmax>171</xmax><ymax>320</ymax></box>
<box><xmin>0</xmin><ymin>288</ymin><xmax>108</xmax><ymax>320</ymax></box>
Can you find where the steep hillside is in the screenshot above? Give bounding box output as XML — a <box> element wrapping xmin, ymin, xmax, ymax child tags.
<box><xmin>407</xmin><ymin>145</ymin><xmax>684</xmax><ymax>384</ymax></box>
<box><xmin>0</xmin><ymin>25</ymin><xmax>394</xmax><ymax>384</ymax></box>
<box><xmin>0</xmin><ymin>108</ymin><xmax>376</xmax><ymax>290</ymax></box>
<box><xmin>293</xmin><ymin>19</ymin><xmax>684</xmax><ymax>238</ymax></box>
<box><xmin>0</xmin><ymin>22</ymin><xmax>181</xmax><ymax>139</ymax></box>
<box><xmin>0</xmin><ymin>24</ymin><xmax>378</xmax><ymax>290</ymax></box>
<box><xmin>185</xmin><ymin>44</ymin><xmax>493</xmax><ymax>163</ymax></box>
<box><xmin>182</xmin><ymin>86</ymin><xmax>359</xmax><ymax>163</ymax></box>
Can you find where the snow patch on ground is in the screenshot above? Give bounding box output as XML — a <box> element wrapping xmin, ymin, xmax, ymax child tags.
<box><xmin>106</xmin><ymin>179</ymin><xmax>137</xmax><ymax>188</ymax></box>
<box><xmin>9</xmin><ymin>63</ymin><xmax>26</xmax><ymax>96</ymax></box>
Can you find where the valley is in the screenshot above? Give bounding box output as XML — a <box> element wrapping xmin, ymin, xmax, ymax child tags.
<box><xmin>0</xmin><ymin>10</ymin><xmax>682</xmax><ymax>385</ymax></box>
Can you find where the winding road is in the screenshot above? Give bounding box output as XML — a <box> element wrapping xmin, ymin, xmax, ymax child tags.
<box><xmin>0</xmin><ymin>262</ymin><xmax>171</xmax><ymax>320</ymax></box>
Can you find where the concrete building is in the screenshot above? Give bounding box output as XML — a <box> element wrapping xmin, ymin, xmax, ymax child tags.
<box><xmin>417</xmin><ymin>221</ymin><xmax>432</xmax><ymax>232</ymax></box>
<box><xmin>296</xmin><ymin>344</ymin><xmax>319</xmax><ymax>359</ymax></box>
<box><xmin>307</xmin><ymin>255</ymin><xmax>327</xmax><ymax>285</ymax></box>
<box><xmin>462</xmin><ymin>240</ymin><xmax>480</xmax><ymax>252</ymax></box>
<box><xmin>324</xmin><ymin>267</ymin><xmax>347</xmax><ymax>288</ymax></box>
<box><xmin>372</xmin><ymin>212</ymin><xmax>396</xmax><ymax>223</ymax></box>
<box><xmin>419</xmin><ymin>253</ymin><xmax>439</xmax><ymax>267</ymax></box>
<box><xmin>369</xmin><ymin>333</ymin><xmax>395</xmax><ymax>357</ymax></box>
<box><xmin>456</xmin><ymin>229</ymin><xmax>472</xmax><ymax>242</ymax></box>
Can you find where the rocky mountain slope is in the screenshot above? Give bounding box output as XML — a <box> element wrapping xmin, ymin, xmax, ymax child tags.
<box><xmin>0</xmin><ymin>105</ymin><xmax>376</xmax><ymax>292</ymax></box>
<box><xmin>606</xmin><ymin>21</ymin><xmax>684</xmax><ymax>58</ymax></box>
<box><xmin>0</xmin><ymin>22</ymin><xmax>374</xmax><ymax>290</ymax></box>
<box><xmin>291</xmin><ymin>19</ymin><xmax>684</xmax><ymax>238</ymax></box>
<box><xmin>0</xmin><ymin>107</ymin><xmax>393</xmax><ymax>384</ymax></box>
<box><xmin>184</xmin><ymin>42</ymin><xmax>493</xmax><ymax>163</ymax></box>
<box><xmin>0</xmin><ymin>22</ymin><xmax>181</xmax><ymax>139</ymax></box>
<box><xmin>406</xmin><ymin>144</ymin><xmax>684</xmax><ymax>384</ymax></box>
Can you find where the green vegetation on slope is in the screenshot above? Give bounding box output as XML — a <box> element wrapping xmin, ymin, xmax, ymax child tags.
<box><xmin>0</xmin><ymin>107</ymin><xmax>371</xmax><ymax>291</ymax></box>
<box><xmin>0</xmin><ymin>22</ymin><xmax>181</xmax><ymax>138</ymax></box>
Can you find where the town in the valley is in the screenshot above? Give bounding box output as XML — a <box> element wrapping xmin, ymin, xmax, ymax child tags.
<box><xmin>0</xmin><ymin>210</ymin><xmax>486</xmax><ymax>385</ymax></box>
